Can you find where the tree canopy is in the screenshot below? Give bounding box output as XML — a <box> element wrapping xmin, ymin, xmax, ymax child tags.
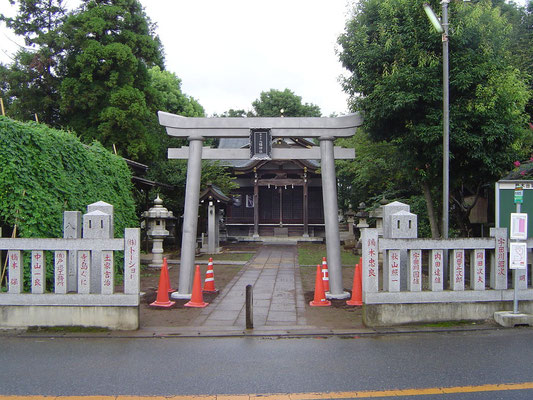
<box><xmin>0</xmin><ymin>0</ymin><xmax>205</xmax><ymax>165</ymax></box>
<box><xmin>251</xmin><ymin>88</ymin><xmax>321</xmax><ymax>117</ymax></box>
<box><xmin>338</xmin><ymin>0</ymin><xmax>531</xmax><ymax>236</ymax></box>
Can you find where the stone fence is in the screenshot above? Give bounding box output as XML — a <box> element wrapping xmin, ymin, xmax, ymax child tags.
<box><xmin>0</xmin><ymin>202</ymin><xmax>140</xmax><ymax>330</ymax></box>
<box><xmin>361</xmin><ymin>227</ymin><xmax>533</xmax><ymax>326</ymax></box>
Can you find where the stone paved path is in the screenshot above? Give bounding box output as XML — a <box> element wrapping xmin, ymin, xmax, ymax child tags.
<box><xmin>192</xmin><ymin>244</ymin><xmax>307</xmax><ymax>328</ymax></box>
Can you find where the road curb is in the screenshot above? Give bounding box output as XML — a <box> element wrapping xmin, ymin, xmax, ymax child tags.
<box><xmin>1</xmin><ymin>322</ymin><xmax>516</xmax><ymax>340</ymax></box>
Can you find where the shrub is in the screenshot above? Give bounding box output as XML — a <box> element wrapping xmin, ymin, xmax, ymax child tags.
<box><xmin>0</xmin><ymin>116</ymin><xmax>138</xmax><ymax>289</ymax></box>
<box><xmin>0</xmin><ymin>116</ymin><xmax>137</xmax><ymax>238</ymax></box>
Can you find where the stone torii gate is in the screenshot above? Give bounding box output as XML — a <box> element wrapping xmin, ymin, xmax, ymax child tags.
<box><xmin>158</xmin><ymin>111</ymin><xmax>363</xmax><ymax>300</ymax></box>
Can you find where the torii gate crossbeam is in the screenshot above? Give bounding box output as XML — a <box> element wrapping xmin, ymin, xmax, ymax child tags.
<box><xmin>158</xmin><ymin>111</ymin><xmax>363</xmax><ymax>300</ymax></box>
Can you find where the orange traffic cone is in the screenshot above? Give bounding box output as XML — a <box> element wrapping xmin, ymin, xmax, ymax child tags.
<box><xmin>163</xmin><ymin>258</ymin><xmax>175</xmax><ymax>293</ymax></box>
<box><xmin>321</xmin><ymin>257</ymin><xmax>330</xmax><ymax>292</ymax></box>
<box><xmin>347</xmin><ymin>260</ymin><xmax>363</xmax><ymax>306</ymax></box>
<box><xmin>310</xmin><ymin>264</ymin><xmax>331</xmax><ymax>307</ymax></box>
<box><xmin>185</xmin><ymin>265</ymin><xmax>209</xmax><ymax>308</ymax></box>
<box><xmin>203</xmin><ymin>257</ymin><xmax>218</xmax><ymax>293</ymax></box>
<box><xmin>150</xmin><ymin>262</ymin><xmax>175</xmax><ymax>308</ymax></box>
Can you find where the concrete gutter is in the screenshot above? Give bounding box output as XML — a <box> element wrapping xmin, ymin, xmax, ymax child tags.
<box><xmin>1</xmin><ymin>321</ymin><xmax>514</xmax><ymax>340</ymax></box>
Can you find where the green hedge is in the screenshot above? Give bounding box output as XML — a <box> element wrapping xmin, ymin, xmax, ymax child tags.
<box><xmin>0</xmin><ymin>116</ymin><xmax>138</xmax><ymax>239</ymax></box>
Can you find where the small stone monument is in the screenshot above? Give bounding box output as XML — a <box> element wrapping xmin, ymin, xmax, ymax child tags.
<box><xmin>83</xmin><ymin>205</ymin><xmax>113</xmax><ymax>293</ymax></box>
<box><xmin>142</xmin><ymin>195</ymin><xmax>173</xmax><ymax>268</ymax></box>
<box><xmin>382</xmin><ymin>202</ymin><xmax>418</xmax><ymax>291</ymax></box>
<box><xmin>199</xmin><ymin>184</ymin><xmax>231</xmax><ymax>254</ymax></box>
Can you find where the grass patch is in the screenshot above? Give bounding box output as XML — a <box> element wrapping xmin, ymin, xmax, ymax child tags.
<box><xmin>298</xmin><ymin>243</ymin><xmax>359</xmax><ymax>266</ymax></box>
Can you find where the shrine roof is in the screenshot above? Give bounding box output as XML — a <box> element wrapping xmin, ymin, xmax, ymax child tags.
<box><xmin>217</xmin><ymin>138</ymin><xmax>320</xmax><ymax>169</ymax></box>
<box><xmin>199</xmin><ymin>183</ymin><xmax>231</xmax><ymax>204</ymax></box>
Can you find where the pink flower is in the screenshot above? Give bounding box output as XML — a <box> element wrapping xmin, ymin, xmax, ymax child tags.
<box><xmin>514</xmin><ymin>160</ymin><xmax>521</xmax><ymax>167</ymax></box>
<box><xmin>521</xmin><ymin>171</ymin><xmax>526</xmax><ymax>176</ymax></box>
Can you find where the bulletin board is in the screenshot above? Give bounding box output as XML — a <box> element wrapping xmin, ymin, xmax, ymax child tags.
<box><xmin>495</xmin><ymin>180</ymin><xmax>533</xmax><ymax>237</ymax></box>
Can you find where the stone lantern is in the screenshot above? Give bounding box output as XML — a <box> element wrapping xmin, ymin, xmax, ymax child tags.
<box><xmin>355</xmin><ymin>202</ymin><xmax>370</xmax><ymax>255</ymax></box>
<box><xmin>142</xmin><ymin>195</ymin><xmax>174</xmax><ymax>268</ymax></box>
<box><xmin>356</xmin><ymin>202</ymin><xmax>370</xmax><ymax>230</ymax></box>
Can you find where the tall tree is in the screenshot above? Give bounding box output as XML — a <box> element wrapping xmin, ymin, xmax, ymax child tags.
<box><xmin>147</xmin><ymin>66</ymin><xmax>204</xmax><ymax>118</ymax></box>
<box><xmin>251</xmin><ymin>88</ymin><xmax>321</xmax><ymax>117</ymax></box>
<box><xmin>338</xmin><ymin>0</ymin><xmax>530</xmax><ymax>237</ymax></box>
<box><xmin>58</xmin><ymin>0</ymin><xmax>164</xmax><ymax>163</ymax></box>
<box><xmin>0</xmin><ymin>0</ymin><xmax>67</xmax><ymax>124</ymax></box>
<box><xmin>505</xmin><ymin>0</ymin><xmax>533</xmax><ymax>119</ymax></box>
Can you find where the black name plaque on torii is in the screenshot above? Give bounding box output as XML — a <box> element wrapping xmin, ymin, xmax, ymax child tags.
<box><xmin>250</xmin><ymin>128</ymin><xmax>272</xmax><ymax>160</ymax></box>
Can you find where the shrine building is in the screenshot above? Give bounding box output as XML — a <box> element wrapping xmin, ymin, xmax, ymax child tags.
<box><xmin>219</xmin><ymin>137</ymin><xmax>324</xmax><ymax>240</ymax></box>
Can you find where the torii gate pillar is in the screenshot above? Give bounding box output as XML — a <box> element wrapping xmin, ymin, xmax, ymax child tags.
<box><xmin>159</xmin><ymin>111</ymin><xmax>362</xmax><ymax>300</ymax></box>
<box><xmin>174</xmin><ymin>136</ymin><xmax>204</xmax><ymax>298</ymax></box>
<box><xmin>319</xmin><ymin>136</ymin><xmax>347</xmax><ymax>298</ymax></box>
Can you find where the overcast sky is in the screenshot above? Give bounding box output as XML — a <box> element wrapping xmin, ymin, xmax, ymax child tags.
<box><xmin>0</xmin><ymin>0</ymin><xmax>354</xmax><ymax>116</ymax></box>
<box><xmin>0</xmin><ymin>0</ymin><xmax>528</xmax><ymax>117</ymax></box>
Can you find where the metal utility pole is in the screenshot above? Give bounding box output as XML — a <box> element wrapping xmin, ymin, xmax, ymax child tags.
<box><xmin>442</xmin><ymin>0</ymin><xmax>450</xmax><ymax>240</ymax></box>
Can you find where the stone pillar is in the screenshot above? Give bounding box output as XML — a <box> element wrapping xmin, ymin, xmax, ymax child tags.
<box><xmin>31</xmin><ymin>250</ymin><xmax>45</xmax><ymax>294</ymax></box>
<box><xmin>430</xmin><ymin>250</ymin><xmax>444</xmax><ymax>291</ymax></box>
<box><xmin>303</xmin><ymin>169</ymin><xmax>309</xmax><ymax>237</ymax></box>
<box><xmin>470</xmin><ymin>249</ymin><xmax>486</xmax><ymax>291</ymax></box>
<box><xmin>173</xmin><ymin>136</ymin><xmax>204</xmax><ymax>299</ymax></box>
<box><xmin>253</xmin><ymin>173</ymin><xmax>259</xmax><ymax>238</ymax></box>
<box><xmin>77</xmin><ymin>250</ymin><xmax>91</xmax><ymax>294</ymax></box>
<box><xmin>320</xmin><ymin>137</ymin><xmax>349</xmax><ymax>299</ymax></box>
<box><xmin>450</xmin><ymin>249</ymin><xmax>465</xmax><ymax>291</ymax></box>
<box><xmin>83</xmin><ymin>209</ymin><xmax>112</xmax><ymax>293</ymax></box>
<box><xmin>87</xmin><ymin>201</ymin><xmax>114</xmax><ymax>236</ymax></box>
<box><xmin>101</xmin><ymin>251</ymin><xmax>114</xmax><ymax>295</ymax></box>
<box><xmin>408</xmin><ymin>250</ymin><xmax>422</xmax><ymax>292</ymax></box>
<box><xmin>207</xmin><ymin>201</ymin><xmax>217</xmax><ymax>253</ymax></box>
<box><xmin>382</xmin><ymin>203</ymin><xmax>417</xmax><ymax>291</ymax></box>
<box><xmin>85</xmin><ymin>201</ymin><xmax>113</xmax><ymax>293</ymax></box>
<box><xmin>63</xmin><ymin>211</ymin><xmax>81</xmax><ymax>292</ymax></box>
<box><xmin>215</xmin><ymin>208</ymin><xmax>221</xmax><ymax>247</ymax></box>
<box><xmin>7</xmin><ymin>250</ymin><xmax>23</xmax><ymax>294</ymax></box>
<box><xmin>490</xmin><ymin>227</ymin><xmax>508</xmax><ymax>290</ymax></box>
<box><xmin>384</xmin><ymin>249</ymin><xmax>400</xmax><ymax>292</ymax></box>
<box><xmin>124</xmin><ymin>228</ymin><xmax>140</xmax><ymax>295</ymax></box>
<box><xmin>361</xmin><ymin>228</ymin><xmax>379</xmax><ymax>295</ymax></box>
<box><xmin>54</xmin><ymin>251</ymin><xmax>67</xmax><ymax>294</ymax></box>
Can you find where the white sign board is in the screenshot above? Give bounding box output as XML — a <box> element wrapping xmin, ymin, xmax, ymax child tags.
<box><xmin>510</xmin><ymin>213</ymin><xmax>528</xmax><ymax>240</ymax></box>
<box><xmin>510</xmin><ymin>242</ymin><xmax>527</xmax><ymax>270</ymax></box>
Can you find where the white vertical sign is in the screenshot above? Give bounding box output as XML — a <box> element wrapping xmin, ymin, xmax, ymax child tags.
<box><xmin>78</xmin><ymin>250</ymin><xmax>91</xmax><ymax>294</ymax></box>
<box><xmin>408</xmin><ymin>250</ymin><xmax>422</xmax><ymax>292</ymax></box>
<box><xmin>510</xmin><ymin>213</ymin><xmax>528</xmax><ymax>240</ymax></box>
<box><xmin>124</xmin><ymin>228</ymin><xmax>140</xmax><ymax>294</ymax></box>
<box><xmin>430</xmin><ymin>250</ymin><xmax>444</xmax><ymax>291</ymax></box>
<box><xmin>470</xmin><ymin>249</ymin><xmax>485</xmax><ymax>291</ymax></box>
<box><xmin>450</xmin><ymin>249</ymin><xmax>465</xmax><ymax>291</ymax></box>
<box><xmin>8</xmin><ymin>250</ymin><xmax>23</xmax><ymax>294</ymax></box>
<box><xmin>362</xmin><ymin>229</ymin><xmax>379</xmax><ymax>294</ymax></box>
<box><xmin>32</xmin><ymin>250</ymin><xmax>45</xmax><ymax>294</ymax></box>
<box><xmin>101</xmin><ymin>250</ymin><xmax>114</xmax><ymax>295</ymax></box>
<box><xmin>510</xmin><ymin>242</ymin><xmax>527</xmax><ymax>270</ymax></box>
<box><xmin>54</xmin><ymin>250</ymin><xmax>67</xmax><ymax>294</ymax></box>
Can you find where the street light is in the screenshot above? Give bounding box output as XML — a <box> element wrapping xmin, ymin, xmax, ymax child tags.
<box><xmin>424</xmin><ymin>1</ymin><xmax>449</xmax><ymax>240</ymax></box>
<box><xmin>423</xmin><ymin>3</ymin><xmax>444</xmax><ymax>33</ymax></box>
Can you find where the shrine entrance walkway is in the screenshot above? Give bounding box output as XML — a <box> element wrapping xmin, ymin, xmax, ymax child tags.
<box><xmin>192</xmin><ymin>244</ymin><xmax>308</xmax><ymax>330</ymax></box>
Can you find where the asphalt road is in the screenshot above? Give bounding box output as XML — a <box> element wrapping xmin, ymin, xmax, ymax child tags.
<box><xmin>1</xmin><ymin>329</ymin><xmax>533</xmax><ymax>399</ymax></box>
